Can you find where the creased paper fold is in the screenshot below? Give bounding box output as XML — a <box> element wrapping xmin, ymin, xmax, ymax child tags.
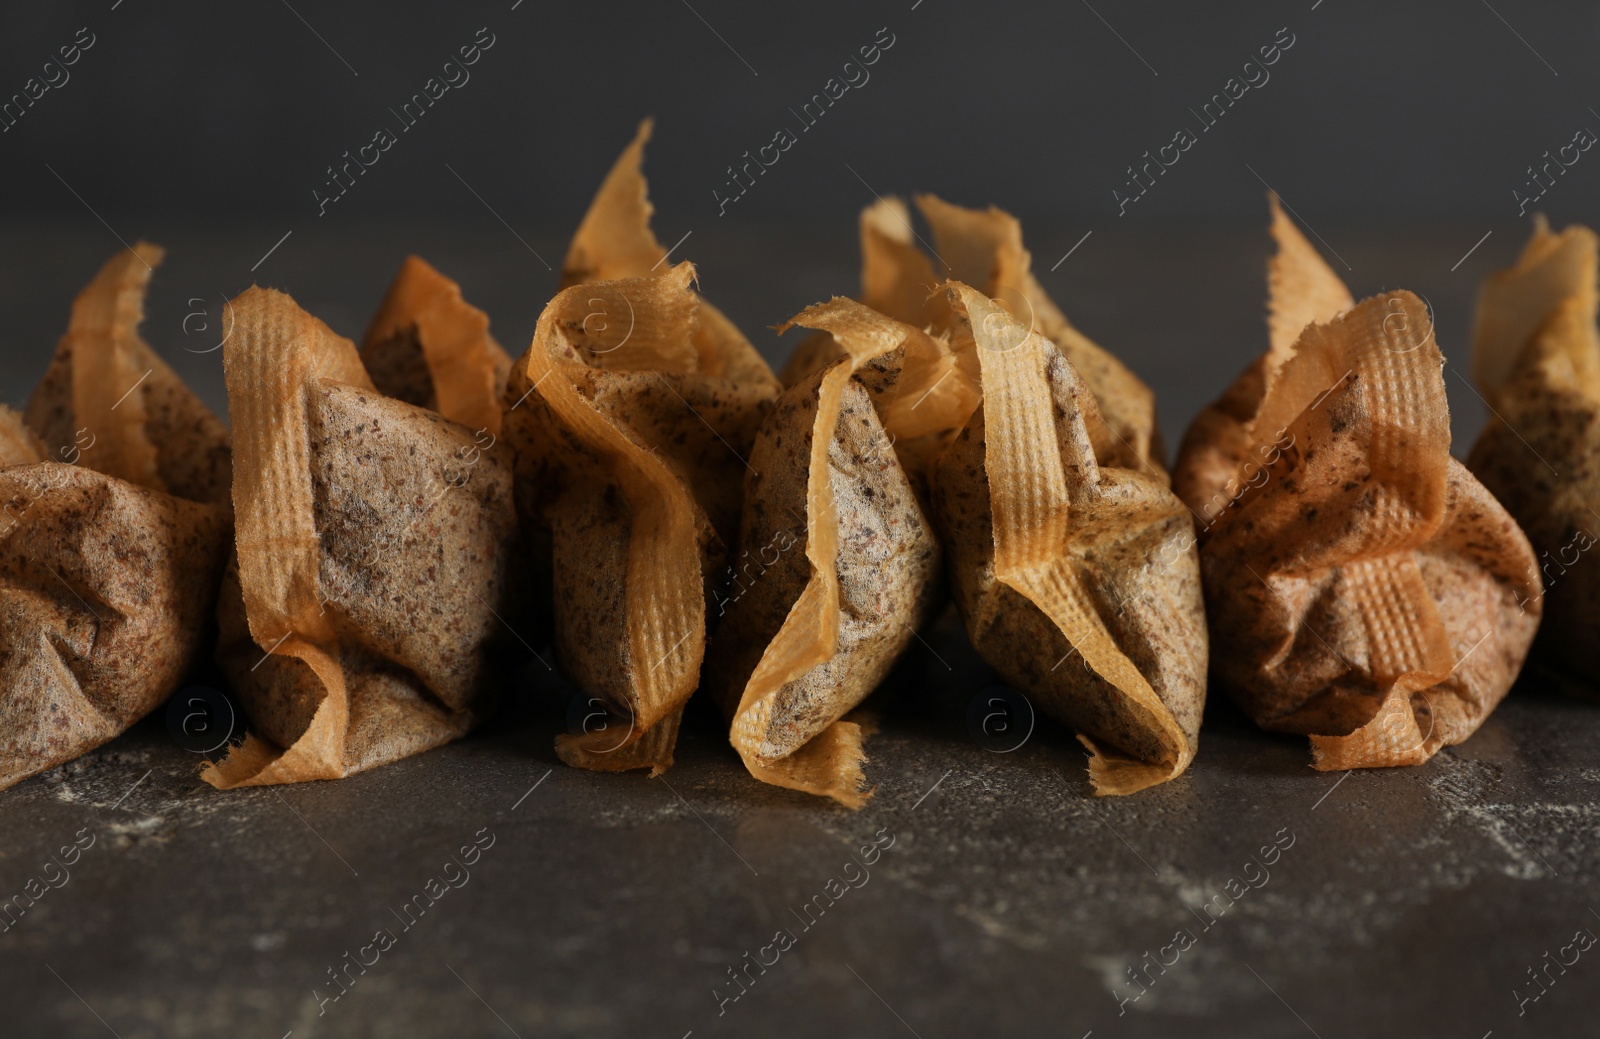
<box><xmin>362</xmin><ymin>254</ymin><xmax>512</xmax><ymax>437</ymax></box>
<box><xmin>503</xmin><ymin>119</ymin><xmax>779</xmax><ymax>775</ymax></box>
<box><xmin>205</xmin><ymin>287</ymin><xmax>519</xmax><ymax>787</ymax></box>
<box><xmin>2</xmin><ymin>244</ymin><xmax>231</xmax><ymax>790</ymax></box>
<box><xmin>708</xmin><ymin>298</ymin><xmax>943</xmax><ymax>806</ymax></box>
<box><xmin>934</xmin><ymin>284</ymin><xmax>1205</xmax><ymax>794</ymax></box>
<box><xmin>1177</xmin><ymin>201</ymin><xmax>1541</xmax><ymax>768</ymax></box>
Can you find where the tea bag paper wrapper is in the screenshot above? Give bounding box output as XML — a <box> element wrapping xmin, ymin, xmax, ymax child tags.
<box><xmin>26</xmin><ymin>241</ymin><xmax>232</xmax><ymax>503</ymax></box>
<box><xmin>502</xmin><ymin>119</ymin><xmax>778</xmax><ymax>774</ymax></box>
<box><xmin>1183</xmin><ymin>279</ymin><xmax>1541</xmax><ymax>768</ymax></box>
<box><xmin>0</xmin><ymin>440</ymin><xmax>230</xmax><ymax>789</ymax></box>
<box><xmin>203</xmin><ymin>287</ymin><xmax>520</xmax><ymax>787</ymax></box>
<box><xmin>707</xmin><ymin>299</ymin><xmax>943</xmax><ymax>807</ymax></box>
<box><xmin>779</xmin><ymin>200</ymin><xmax>980</xmax><ymax>484</ymax></box>
<box><xmin>780</xmin><ymin>194</ymin><xmax>1156</xmax><ymax>480</ymax></box>
<box><xmin>562</xmin><ymin>118</ymin><xmax>775</xmax><ymax>388</ymax></box>
<box><xmin>1</xmin><ymin>243</ymin><xmax>232</xmax><ymax>789</ymax></box>
<box><xmin>915</xmin><ymin>195</ymin><xmax>1165</xmax><ymax>476</ymax></box>
<box><xmin>1467</xmin><ymin>217</ymin><xmax>1600</xmax><ymax>681</ymax></box>
<box><xmin>779</xmin><ymin>198</ymin><xmax>951</xmax><ymax>389</ymax></box>
<box><xmin>504</xmin><ymin>264</ymin><xmax>774</xmax><ymax>774</ymax></box>
<box><xmin>361</xmin><ymin>254</ymin><xmax>512</xmax><ymax>437</ymax></box>
<box><xmin>1174</xmin><ymin>197</ymin><xmax>1354</xmax><ymax>522</ymax></box>
<box><xmin>0</xmin><ymin>406</ymin><xmax>46</xmax><ymax>468</ymax></box>
<box><xmin>933</xmin><ymin>284</ymin><xmax>1205</xmax><ymax>795</ymax></box>
<box><xmin>859</xmin><ymin>198</ymin><xmax>948</xmax><ymax>331</ymax></box>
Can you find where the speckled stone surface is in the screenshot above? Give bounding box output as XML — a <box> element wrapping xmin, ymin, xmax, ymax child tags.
<box><xmin>1</xmin><ymin>224</ymin><xmax>1597</xmax><ymax>1037</ymax></box>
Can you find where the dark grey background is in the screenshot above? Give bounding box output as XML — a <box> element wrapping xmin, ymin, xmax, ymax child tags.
<box><xmin>4</xmin><ymin>0</ymin><xmax>1599</xmax><ymax>223</ymax></box>
<box><xmin>3</xmin><ymin>0</ymin><xmax>1600</xmax><ymax>447</ymax></box>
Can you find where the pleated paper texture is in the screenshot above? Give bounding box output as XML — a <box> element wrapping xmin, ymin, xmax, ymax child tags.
<box><xmin>707</xmin><ymin>298</ymin><xmax>949</xmax><ymax>806</ymax></box>
<box><xmin>915</xmin><ymin>196</ymin><xmax>1165</xmax><ymax>477</ymax></box>
<box><xmin>783</xmin><ymin>196</ymin><xmax>1162</xmax><ymax>477</ymax></box>
<box><xmin>504</xmin><ymin>264</ymin><xmax>776</xmax><ymax>774</ymax></box>
<box><xmin>1174</xmin><ymin>198</ymin><xmax>1354</xmax><ymax>523</ymax></box>
<box><xmin>786</xmin><ymin>201</ymin><xmax>982</xmax><ymax>488</ymax></box>
<box><xmin>203</xmin><ymin>287</ymin><xmax>520</xmax><ymax>787</ymax></box>
<box><xmin>1176</xmin><ymin>202</ymin><xmax>1541</xmax><ymax>768</ymax></box>
<box><xmin>561</xmin><ymin>118</ymin><xmax>775</xmax><ymax>387</ymax></box>
<box><xmin>934</xmin><ymin>284</ymin><xmax>1206</xmax><ymax>795</ymax></box>
<box><xmin>501</xmin><ymin>119</ymin><xmax>779</xmax><ymax>775</ymax></box>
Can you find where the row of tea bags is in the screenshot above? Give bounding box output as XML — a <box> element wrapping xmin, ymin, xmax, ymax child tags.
<box><xmin>0</xmin><ymin>121</ymin><xmax>1586</xmax><ymax>805</ymax></box>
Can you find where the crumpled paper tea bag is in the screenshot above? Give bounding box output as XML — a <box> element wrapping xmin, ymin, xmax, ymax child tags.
<box><xmin>706</xmin><ymin>298</ymin><xmax>947</xmax><ymax>807</ymax></box>
<box><xmin>779</xmin><ymin>200</ymin><xmax>980</xmax><ymax>486</ymax></box>
<box><xmin>1467</xmin><ymin>217</ymin><xmax>1600</xmax><ymax>682</ymax></box>
<box><xmin>784</xmin><ymin>195</ymin><xmax>1164</xmax><ymax>477</ymax></box>
<box><xmin>1</xmin><ymin>243</ymin><xmax>232</xmax><ymax>790</ymax></box>
<box><xmin>1176</xmin><ymin>205</ymin><xmax>1541</xmax><ymax>769</ymax></box>
<box><xmin>1174</xmin><ymin>198</ymin><xmax>1354</xmax><ymax>521</ymax></box>
<box><xmin>933</xmin><ymin>283</ymin><xmax>1206</xmax><ymax>795</ymax></box>
<box><xmin>0</xmin><ymin>406</ymin><xmax>45</xmax><ymax>468</ymax></box>
<box><xmin>561</xmin><ymin>118</ymin><xmax>776</xmax><ymax>389</ymax></box>
<box><xmin>26</xmin><ymin>241</ymin><xmax>232</xmax><ymax>503</ymax></box>
<box><xmin>503</xmin><ymin>264</ymin><xmax>774</xmax><ymax>774</ymax></box>
<box><xmin>202</xmin><ymin>287</ymin><xmax>521</xmax><ymax>788</ymax></box>
<box><xmin>915</xmin><ymin>195</ymin><xmax>1165</xmax><ymax>476</ymax></box>
<box><xmin>499</xmin><ymin>119</ymin><xmax>779</xmax><ymax>776</ymax></box>
<box><xmin>361</xmin><ymin>254</ymin><xmax>512</xmax><ymax>438</ymax></box>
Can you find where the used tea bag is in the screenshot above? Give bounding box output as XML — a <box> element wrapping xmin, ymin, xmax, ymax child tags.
<box><xmin>705</xmin><ymin>299</ymin><xmax>947</xmax><ymax>806</ymax></box>
<box><xmin>501</xmin><ymin>120</ymin><xmax>779</xmax><ymax>775</ymax></box>
<box><xmin>361</xmin><ymin>254</ymin><xmax>512</xmax><ymax>437</ymax></box>
<box><xmin>1174</xmin><ymin>198</ymin><xmax>1354</xmax><ymax>521</ymax></box>
<box><xmin>203</xmin><ymin>287</ymin><xmax>521</xmax><ymax>787</ymax></box>
<box><xmin>1467</xmin><ymin>217</ymin><xmax>1600</xmax><ymax>682</ymax></box>
<box><xmin>779</xmin><ymin>200</ymin><xmax>979</xmax><ymax>482</ymax></box>
<box><xmin>933</xmin><ymin>283</ymin><xmax>1206</xmax><ymax>795</ymax></box>
<box><xmin>1176</xmin><ymin>205</ymin><xmax>1541</xmax><ymax>768</ymax></box>
<box><xmin>786</xmin><ymin>195</ymin><xmax>1164</xmax><ymax>475</ymax></box>
<box><xmin>0</xmin><ymin>406</ymin><xmax>44</xmax><ymax>467</ymax></box>
<box><xmin>561</xmin><ymin>118</ymin><xmax>775</xmax><ymax>387</ymax></box>
<box><xmin>27</xmin><ymin>242</ymin><xmax>232</xmax><ymax>503</ymax></box>
<box><xmin>1</xmin><ymin>244</ymin><xmax>232</xmax><ymax>790</ymax></box>
<box><xmin>915</xmin><ymin>195</ymin><xmax>1164</xmax><ymax>475</ymax></box>
<box><xmin>504</xmin><ymin>264</ymin><xmax>775</xmax><ymax>774</ymax></box>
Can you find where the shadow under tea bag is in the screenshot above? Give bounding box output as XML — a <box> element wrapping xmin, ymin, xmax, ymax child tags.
<box><xmin>1</xmin><ymin>244</ymin><xmax>232</xmax><ymax>790</ymax></box>
<box><xmin>504</xmin><ymin>265</ymin><xmax>774</xmax><ymax>774</ymax></box>
<box><xmin>1467</xmin><ymin>217</ymin><xmax>1600</xmax><ymax>682</ymax></box>
<box><xmin>933</xmin><ymin>283</ymin><xmax>1205</xmax><ymax>795</ymax></box>
<box><xmin>202</xmin><ymin>287</ymin><xmax>520</xmax><ymax>788</ymax></box>
<box><xmin>706</xmin><ymin>298</ymin><xmax>945</xmax><ymax>807</ymax></box>
<box><xmin>1178</xmin><ymin>248</ymin><xmax>1541</xmax><ymax>768</ymax></box>
<box><xmin>361</xmin><ymin>254</ymin><xmax>512</xmax><ymax>438</ymax></box>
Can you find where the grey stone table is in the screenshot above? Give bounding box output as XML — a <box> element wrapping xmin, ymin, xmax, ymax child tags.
<box><xmin>1</xmin><ymin>223</ymin><xmax>1597</xmax><ymax>1038</ymax></box>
